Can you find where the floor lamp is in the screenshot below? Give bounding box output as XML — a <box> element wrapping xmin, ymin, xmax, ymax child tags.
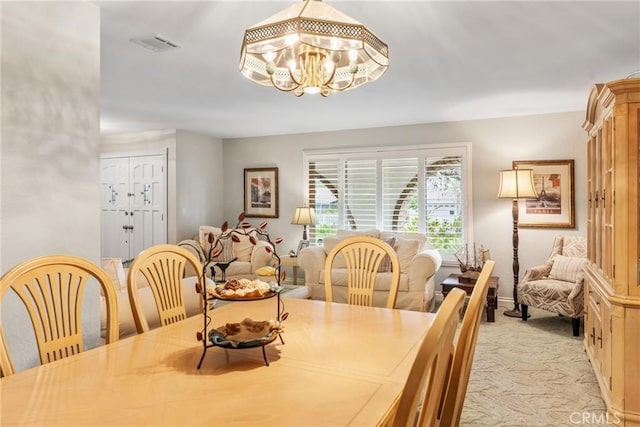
<box><xmin>498</xmin><ymin>168</ymin><xmax>538</xmax><ymax>318</ymax></box>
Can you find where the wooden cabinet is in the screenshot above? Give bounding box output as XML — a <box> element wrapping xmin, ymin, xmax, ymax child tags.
<box><xmin>582</xmin><ymin>78</ymin><xmax>640</xmax><ymax>426</ymax></box>
<box><xmin>583</xmin><ymin>272</ymin><xmax>611</xmax><ymax>391</ymax></box>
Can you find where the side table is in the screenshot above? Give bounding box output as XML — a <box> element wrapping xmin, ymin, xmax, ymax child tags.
<box><xmin>440</xmin><ymin>274</ymin><xmax>500</xmax><ymax>322</ymax></box>
<box><xmin>279</xmin><ymin>256</ymin><xmax>301</xmax><ymax>286</ymax></box>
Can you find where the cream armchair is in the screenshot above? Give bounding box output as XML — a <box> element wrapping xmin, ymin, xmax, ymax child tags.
<box><xmin>177</xmin><ymin>226</ymin><xmax>274</xmax><ymax>280</ymax></box>
<box><xmin>298</xmin><ymin>230</ymin><xmax>442</xmax><ymax>311</ymax></box>
<box><xmin>518</xmin><ymin>236</ymin><xmax>587</xmax><ymax>336</ymax></box>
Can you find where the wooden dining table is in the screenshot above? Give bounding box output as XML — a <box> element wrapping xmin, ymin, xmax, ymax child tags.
<box><xmin>1</xmin><ymin>297</ymin><xmax>435</xmax><ymax>426</ymax></box>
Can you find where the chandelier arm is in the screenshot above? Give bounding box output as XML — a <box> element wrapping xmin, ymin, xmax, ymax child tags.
<box><xmin>322</xmin><ymin>64</ymin><xmax>338</xmax><ymax>87</ymax></box>
<box><xmin>269</xmin><ymin>74</ymin><xmax>300</xmax><ymax>93</ymax></box>
<box><xmin>326</xmin><ymin>73</ymin><xmax>356</xmax><ymax>92</ymax></box>
<box><xmin>287</xmin><ymin>65</ymin><xmax>303</xmax><ymax>86</ymax></box>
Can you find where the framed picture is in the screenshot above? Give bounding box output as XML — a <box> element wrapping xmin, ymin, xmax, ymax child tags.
<box><xmin>244</xmin><ymin>167</ymin><xmax>279</xmax><ymax>218</ymax></box>
<box><xmin>296</xmin><ymin>240</ymin><xmax>310</xmax><ymax>256</ymax></box>
<box><xmin>514</xmin><ymin>159</ymin><xmax>575</xmax><ymax>228</ymax></box>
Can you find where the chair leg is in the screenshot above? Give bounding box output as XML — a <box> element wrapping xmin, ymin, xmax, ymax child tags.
<box><xmin>521</xmin><ymin>305</ymin><xmax>528</xmax><ymax>321</ymax></box>
<box><xmin>571</xmin><ymin>317</ymin><xmax>580</xmax><ymax>337</ymax></box>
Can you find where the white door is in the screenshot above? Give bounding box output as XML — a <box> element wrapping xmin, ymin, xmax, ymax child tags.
<box><xmin>100</xmin><ymin>157</ymin><xmax>131</xmax><ymax>262</ymax></box>
<box><xmin>100</xmin><ymin>154</ymin><xmax>167</xmax><ymax>264</ymax></box>
<box><xmin>130</xmin><ymin>155</ymin><xmax>166</xmax><ymax>259</ymax></box>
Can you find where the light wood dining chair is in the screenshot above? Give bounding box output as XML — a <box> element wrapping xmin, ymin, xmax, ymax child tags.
<box><xmin>127</xmin><ymin>244</ymin><xmax>204</xmax><ymax>333</ymax></box>
<box><xmin>393</xmin><ymin>288</ymin><xmax>466</xmax><ymax>427</ymax></box>
<box><xmin>439</xmin><ymin>260</ymin><xmax>496</xmax><ymax>427</ymax></box>
<box><xmin>324</xmin><ymin>236</ymin><xmax>401</xmax><ymax>309</ymax></box>
<box><xmin>0</xmin><ymin>255</ymin><xmax>118</xmax><ymax>376</ymax></box>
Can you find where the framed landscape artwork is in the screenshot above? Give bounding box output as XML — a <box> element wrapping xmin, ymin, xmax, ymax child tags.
<box><xmin>244</xmin><ymin>167</ymin><xmax>279</xmax><ymax>218</ymax></box>
<box><xmin>514</xmin><ymin>159</ymin><xmax>575</xmax><ymax>228</ymax></box>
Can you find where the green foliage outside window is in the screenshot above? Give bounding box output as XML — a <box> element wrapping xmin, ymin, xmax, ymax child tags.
<box><xmin>401</xmin><ymin>203</ymin><xmax>463</xmax><ymax>253</ymax></box>
<box><xmin>425</xmin><ymin>216</ymin><xmax>463</xmax><ymax>253</ymax></box>
<box><xmin>314</xmin><ymin>223</ymin><xmax>336</xmax><ymax>241</ymax></box>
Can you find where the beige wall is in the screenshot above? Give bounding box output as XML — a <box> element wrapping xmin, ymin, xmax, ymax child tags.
<box><xmin>0</xmin><ymin>1</ymin><xmax>101</xmax><ymax>372</ymax></box>
<box><xmin>175</xmin><ymin>129</ymin><xmax>223</xmax><ymax>240</ymax></box>
<box><xmin>222</xmin><ymin>111</ymin><xmax>588</xmax><ymax>301</ymax></box>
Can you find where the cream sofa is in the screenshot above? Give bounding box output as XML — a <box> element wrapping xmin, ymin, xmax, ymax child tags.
<box><xmin>297</xmin><ymin>230</ymin><xmax>442</xmax><ymax>311</ymax></box>
<box><xmin>177</xmin><ymin>225</ymin><xmax>275</xmax><ymax>280</ymax></box>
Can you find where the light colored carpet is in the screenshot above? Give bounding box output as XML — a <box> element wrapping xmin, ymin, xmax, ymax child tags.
<box><xmin>458</xmin><ymin>302</ymin><xmax>606</xmax><ymax>427</ymax></box>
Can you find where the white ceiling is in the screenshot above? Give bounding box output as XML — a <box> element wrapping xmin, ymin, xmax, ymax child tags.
<box><xmin>96</xmin><ymin>1</ymin><xmax>640</xmax><ymax>139</ymax></box>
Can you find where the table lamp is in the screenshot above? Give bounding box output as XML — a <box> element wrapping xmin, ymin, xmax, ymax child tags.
<box><xmin>498</xmin><ymin>168</ymin><xmax>538</xmax><ymax>318</ymax></box>
<box><xmin>291</xmin><ymin>207</ymin><xmax>316</xmax><ymax>240</ymax></box>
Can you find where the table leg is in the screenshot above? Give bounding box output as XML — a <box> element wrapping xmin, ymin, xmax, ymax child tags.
<box><xmin>292</xmin><ymin>265</ymin><xmax>298</xmax><ymax>286</ymax></box>
<box><xmin>486</xmin><ymin>295</ymin><xmax>497</xmax><ymax>322</ymax></box>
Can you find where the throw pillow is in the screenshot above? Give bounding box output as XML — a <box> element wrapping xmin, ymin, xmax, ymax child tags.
<box><xmin>549</xmin><ymin>255</ymin><xmax>588</xmax><ymax>283</ymax></box>
<box><xmin>394</xmin><ymin>237</ymin><xmax>421</xmax><ymax>273</ymax></box>
<box><xmin>233</xmin><ymin>230</ymin><xmax>257</xmax><ymax>262</ymax></box>
<box><xmin>336</xmin><ymin>229</ymin><xmax>381</xmax><ymax>239</ymax></box>
<box><xmin>100</xmin><ymin>257</ymin><xmax>127</xmax><ymax>292</ymax></box>
<box><xmin>199</xmin><ymin>226</ymin><xmax>221</xmax><ymax>250</ymax></box>
<box><xmin>198</xmin><ymin>226</ymin><xmax>235</xmax><ymax>262</ymax></box>
<box><xmin>324</xmin><ymin>236</ymin><xmax>347</xmax><ymax>268</ymax></box>
<box><xmin>377</xmin><ymin>237</ymin><xmax>397</xmax><ymax>272</ymax></box>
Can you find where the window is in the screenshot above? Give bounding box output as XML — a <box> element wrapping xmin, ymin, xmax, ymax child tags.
<box><xmin>304</xmin><ymin>143</ymin><xmax>472</xmax><ymax>259</ymax></box>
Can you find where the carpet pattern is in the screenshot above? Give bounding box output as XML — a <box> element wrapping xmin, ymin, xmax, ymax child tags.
<box><xmin>458</xmin><ymin>304</ymin><xmax>606</xmax><ymax>427</ymax></box>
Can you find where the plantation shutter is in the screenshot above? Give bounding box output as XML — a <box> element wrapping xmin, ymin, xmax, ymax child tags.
<box><xmin>382</xmin><ymin>158</ymin><xmax>419</xmax><ymax>232</ymax></box>
<box><xmin>424</xmin><ymin>155</ymin><xmax>464</xmax><ymax>251</ymax></box>
<box><xmin>304</xmin><ymin>144</ymin><xmax>470</xmax><ymax>257</ymax></box>
<box><xmin>343</xmin><ymin>159</ymin><xmax>377</xmax><ymax>230</ymax></box>
<box><xmin>308</xmin><ymin>159</ymin><xmax>339</xmax><ymax>240</ymax></box>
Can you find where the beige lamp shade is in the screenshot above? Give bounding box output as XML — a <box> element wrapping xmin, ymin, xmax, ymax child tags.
<box><xmin>291</xmin><ymin>207</ymin><xmax>317</xmax><ymax>225</ymax></box>
<box><xmin>292</xmin><ymin>206</ymin><xmax>316</xmax><ymax>241</ymax></box>
<box><xmin>497</xmin><ymin>169</ymin><xmax>538</xmax><ymax>199</ymax></box>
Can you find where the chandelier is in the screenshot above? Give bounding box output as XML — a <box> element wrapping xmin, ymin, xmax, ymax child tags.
<box><xmin>239</xmin><ymin>0</ymin><xmax>389</xmax><ymax>97</ymax></box>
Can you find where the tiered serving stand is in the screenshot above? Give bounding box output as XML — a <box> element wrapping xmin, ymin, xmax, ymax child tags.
<box><xmin>196</xmin><ymin>270</ymin><xmax>285</xmax><ymax>368</ymax></box>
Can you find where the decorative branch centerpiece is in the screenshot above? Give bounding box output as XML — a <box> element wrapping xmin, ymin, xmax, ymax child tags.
<box><xmin>194</xmin><ymin>212</ymin><xmax>289</xmax><ymax>367</ymax></box>
<box><xmin>196</xmin><ymin>211</ymin><xmax>285</xmax><ymax>291</ymax></box>
<box><xmin>455</xmin><ymin>243</ymin><xmax>491</xmax><ymax>284</ymax></box>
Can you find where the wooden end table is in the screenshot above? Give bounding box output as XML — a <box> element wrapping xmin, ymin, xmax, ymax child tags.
<box><xmin>440</xmin><ymin>274</ymin><xmax>499</xmax><ymax>322</ymax></box>
<box><xmin>279</xmin><ymin>255</ymin><xmax>300</xmax><ymax>285</ymax></box>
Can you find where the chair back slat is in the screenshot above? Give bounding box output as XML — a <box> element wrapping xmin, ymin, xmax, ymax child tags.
<box><xmin>0</xmin><ymin>255</ymin><xmax>118</xmax><ymax>376</ymax></box>
<box><xmin>439</xmin><ymin>260</ymin><xmax>496</xmax><ymax>426</ymax></box>
<box><xmin>324</xmin><ymin>236</ymin><xmax>400</xmax><ymax>309</ymax></box>
<box><xmin>393</xmin><ymin>288</ymin><xmax>466</xmax><ymax>427</ymax></box>
<box><xmin>127</xmin><ymin>244</ymin><xmax>203</xmax><ymax>333</ymax></box>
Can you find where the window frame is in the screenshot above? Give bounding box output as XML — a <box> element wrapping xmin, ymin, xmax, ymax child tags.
<box><xmin>303</xmin><ymin>142</ymin><xmax>473</xmax><ymax>264</ymax></box>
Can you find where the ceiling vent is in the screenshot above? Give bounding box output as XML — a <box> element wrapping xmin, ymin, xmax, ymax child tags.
<box><xmin>130</xmin><ymin>34</ymin><xmax>182</xmax><ymax>52</ymax></box>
